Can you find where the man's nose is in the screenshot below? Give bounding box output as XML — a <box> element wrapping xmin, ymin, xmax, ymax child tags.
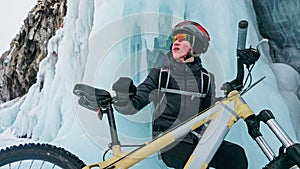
<box><xmin>173</xmin><ymin>41</ymin><xmax>180</xmax><ymax>45</ymax></box>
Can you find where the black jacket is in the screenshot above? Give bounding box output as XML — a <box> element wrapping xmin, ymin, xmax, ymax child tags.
<box><xmin>115</xmin><ymin>53</ymin><xmax>216</xmax><ymax>143</ymax></box>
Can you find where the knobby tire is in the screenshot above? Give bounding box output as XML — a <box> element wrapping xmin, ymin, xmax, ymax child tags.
<box><xmin>0</xmin><ymin>143</ymin><xmax>85</xmax><ymax>169</ymax></box>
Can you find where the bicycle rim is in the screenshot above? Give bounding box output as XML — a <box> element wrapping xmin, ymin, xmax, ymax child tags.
<box><xmin>0</xmin><ymin>143</ymin><xmax>86</xmax><ymax>169</ymax></box>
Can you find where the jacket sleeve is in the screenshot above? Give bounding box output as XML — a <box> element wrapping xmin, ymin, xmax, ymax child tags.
<box><xmin>200</xmin><ymin>72</ymin><xmax>216</xmax><ymax>111</ymax></box>
<box><xmin>114</xmin><ymin>68</ymin><xmax>159</xmax><ymax>115</ymax></box>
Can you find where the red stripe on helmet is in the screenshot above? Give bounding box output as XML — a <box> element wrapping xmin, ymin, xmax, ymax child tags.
<box><xmin>193</xmin><ymin>22</ymin><xmax>210</xmax><ymax>41</ymax></box>
<box><xmin>177</xmin><ymin>20</ymin><xmax>210</xmax><ymax>41</ymax></box>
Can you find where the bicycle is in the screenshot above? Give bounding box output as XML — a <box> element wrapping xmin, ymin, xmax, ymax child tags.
<box><xmin>0</xmin><ymin>20</ymin><xmax>299</xmax><ymax>169</ymax></box>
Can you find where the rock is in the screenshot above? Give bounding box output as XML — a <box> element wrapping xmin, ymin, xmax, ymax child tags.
<box><xmin>0</xmin><ymin>0</ymin><xmax>66</xmax><ymax>102</ymax></box>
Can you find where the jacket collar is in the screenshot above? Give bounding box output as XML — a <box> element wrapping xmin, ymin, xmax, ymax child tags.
<box><xmin>163</xmin><ymin>52</ymin><xmax>203</xmax><ymax>76</ymax></box>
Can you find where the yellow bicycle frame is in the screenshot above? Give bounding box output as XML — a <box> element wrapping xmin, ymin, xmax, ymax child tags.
<box><xmin>82</xmin><ymin>90</ymin><xmax>254</xmax><ymax>169</ymax></box>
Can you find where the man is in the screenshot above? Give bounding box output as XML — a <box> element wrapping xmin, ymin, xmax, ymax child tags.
<box><xmin>112</xmin><ymin>20</ymin><xmax>248</xmax><ymax>169</ymax></box>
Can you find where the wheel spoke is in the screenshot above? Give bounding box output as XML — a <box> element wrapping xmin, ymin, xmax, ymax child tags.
<box><xmin>17</xmin><ymin>161</ymin><xmax>22</xmax><ymax>169</ymax></box>
<box><xmin>29</xmin><ymin>160</ymin><xmax>34</xmax><ymax>169</ymax></box>
<box><xmin>39</xmin><ymin>161</ymin><xmax>45</xmax><ymax>169</ymax></box>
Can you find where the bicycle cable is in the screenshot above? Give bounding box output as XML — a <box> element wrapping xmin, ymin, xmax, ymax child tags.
<box><xmin>241</xmin><ymin>76</ymin><xmax>266</xmax><ymax>96</ymax></box>
<box><xmin>103</xmin><ymin>149</ymin><xmax>111</xmax><ymax>161</ymax></box>
<box><xmin>102</xmin><ymin>144</ymin><xmax>144</xmax><ymax>163</ymax></box>
<box><xmin>243</xmin><ymin>64</ymin><xmax>254</xmax><ymax>88</ymax></box>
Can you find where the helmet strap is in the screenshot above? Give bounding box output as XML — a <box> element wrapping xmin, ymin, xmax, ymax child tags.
<box><xmin>184</xmin><ymin>50</ymin><xmax>200</xmax><ymax>61</ymax></box>
<box><xmin>184</xmin><ymin>52</ymin><xmax>193</xmax><ymax>61</ymax></box>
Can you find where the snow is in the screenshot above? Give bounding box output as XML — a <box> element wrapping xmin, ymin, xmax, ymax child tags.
<box><xmin>270</xmin><ymin>63</ymin><xmax>300</xmax><ymax>139</ymax></box>
<box><xmin>0</xmin><ymin>0</ymin><xmax>299</xmax><ymax>169</ymax></box>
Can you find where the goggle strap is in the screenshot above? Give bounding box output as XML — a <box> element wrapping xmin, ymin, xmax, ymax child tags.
<box><xmin>191</xmin><ymin>35</ymin><xmax>195</xmax><ymax>49</ymax></box>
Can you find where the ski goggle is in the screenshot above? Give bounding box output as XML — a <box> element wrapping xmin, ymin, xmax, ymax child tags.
<box><xmin>172</xmin><ymin>33</ymin><xmax>191</xmax><ymax>42</ymax></box>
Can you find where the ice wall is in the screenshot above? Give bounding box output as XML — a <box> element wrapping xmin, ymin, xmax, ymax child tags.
<box><xmin>0</xmin><ymin>0</ymin><xmax>298</xmax><ymax>169</ymax></box>
<box><xmin>80</xmin><ymin>0</ymin><xmax>297</xmax><ymax>168</ymax></box>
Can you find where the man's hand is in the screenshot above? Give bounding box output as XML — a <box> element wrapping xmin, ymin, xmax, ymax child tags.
<box><xmin>112</xmin><ymin>77</ymin><xmax>136</xmax><ymax>106</ymax></box>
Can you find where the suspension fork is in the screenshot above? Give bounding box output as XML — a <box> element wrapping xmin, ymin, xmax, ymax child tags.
<box><xmin>224</xmin><ymin>89</ymin><xmax>300</xmax><ymax>168</ymax></box>
<box><xmin>245</xmin><ymin>109</ymin><xmax>300</xmax><ymax>167</ymax></box>
<box><xmin>224</xmin><ymin>91</ymin><xmax>278</xmax><ymax>161</ymax></box>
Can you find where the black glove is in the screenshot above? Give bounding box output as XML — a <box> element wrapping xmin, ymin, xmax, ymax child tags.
<box><xmin>112</xmin><ymin>77</ymin><xmax>136</xmax><ymax>106</ymax></box>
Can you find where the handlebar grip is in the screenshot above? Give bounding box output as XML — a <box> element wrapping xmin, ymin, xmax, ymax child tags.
<box><xmin>237</xmin><ymin>20</ymin><xmax>248</xmax><ymax>51</ymax></box>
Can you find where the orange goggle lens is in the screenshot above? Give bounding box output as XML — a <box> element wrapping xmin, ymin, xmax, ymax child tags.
<box><xmin>173</xmin><ymin>34</ymin><xmax>191</xmax><ymax>42</ymax></box>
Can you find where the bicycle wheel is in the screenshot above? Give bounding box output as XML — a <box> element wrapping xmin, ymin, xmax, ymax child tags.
<box><xmin>0</xmin><ymin>143</ymin><xmax>86</xmax><ymax>169</ymax></box>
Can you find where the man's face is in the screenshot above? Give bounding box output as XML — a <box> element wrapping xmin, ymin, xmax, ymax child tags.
<box><xmin>172</xmin><ymin>33</ymin><xmax>194</xmax><ymax>63</ymax></box>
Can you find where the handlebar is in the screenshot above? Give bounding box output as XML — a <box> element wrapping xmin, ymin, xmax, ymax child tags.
<box><xmin>221</xmin><ymin>20</ymin><xmax>261</xmax><ymax>96</ymax></box>
<box><xmin>73</xmin><ymin>84</ymin><xmax>116</xmax><ymax>111</ymax></box>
